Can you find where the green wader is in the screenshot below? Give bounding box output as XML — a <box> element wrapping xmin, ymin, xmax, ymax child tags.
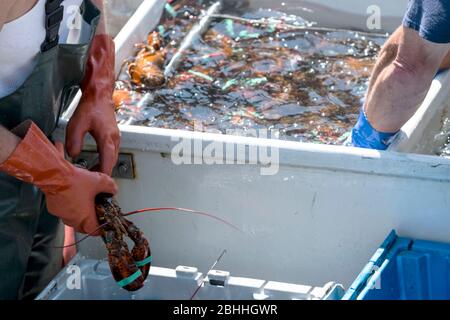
<box><xmin>0</xmin><ymin>0</ymin><xmax>100</xmax><ymax>300</ymax></box>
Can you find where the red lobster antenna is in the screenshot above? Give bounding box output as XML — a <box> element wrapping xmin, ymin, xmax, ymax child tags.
<box><xmin>57</xmin><ymin>207</ymin><xmax>241</xmax><ymax>248</ymax></box>
<box><xmin>122</xmin><ymin>207</ymin><xmax>241</xmax><ymax>231</ymax></box>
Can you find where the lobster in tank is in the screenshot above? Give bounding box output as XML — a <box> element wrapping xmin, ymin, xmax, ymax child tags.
<box><xmin>128</xmin><ymin>31</ymin><xmax>166</xmax><ymax>88</ymax></box>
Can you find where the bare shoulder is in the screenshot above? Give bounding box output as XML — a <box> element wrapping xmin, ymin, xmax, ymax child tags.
<box><xmin>0</xmin><ymin>0</ymin><xmax>15</xmax><ymax>12</ymax></box>
<box><xmin>0</xmin><ymin>0</ymin><xmax>14</xmax><ymax>28</ymax></box>
<box><xmin>0</xmin><ymin>0</ymin><xmax>36</xmax><ymax>31</ymax></box>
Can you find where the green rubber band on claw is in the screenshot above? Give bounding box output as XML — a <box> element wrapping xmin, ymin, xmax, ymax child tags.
<box><xmin>116</xmin><ymin>269</ymin><xmax>142</xmax><ymax>287</ymax></box>
<box><xmin>135</xmin><ymin>255</ymin><xmax>153</xmax><ymax>267</ymax></box>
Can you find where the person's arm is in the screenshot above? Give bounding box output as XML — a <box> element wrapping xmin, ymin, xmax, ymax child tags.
<box><xmin>65</xmin><ymin>0</ymin><xmax>120</xmax><ymax>175</ymax></box>
<box><xmin>440</xmin><ymin>50</ymin><xmax>450</xmax><ymax>70</ymax></box>
<box><xmin>0</xmin><ymin>125</ymin><xmax>20</xmax><ymax>163</ymax></box>
<box><xmin>364</xmin><ymin>27</ymin><xmax>450</xmax><ymax>133</ymax></box>
<box><xmin>348</xmin><ymin>27</ymin><xmax>450</xmax><ymax>150</ymax></box>
<box><xmin>0</xmin><ymin>122</ymin><xmax>118</xmax><ymax>234</ymax></box>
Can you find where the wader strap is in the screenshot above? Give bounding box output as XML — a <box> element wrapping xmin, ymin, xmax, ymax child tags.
<box><xmin>41</xmin><ymin>0</ymin><xmax>64</xmax><ymax>52</ymax></box>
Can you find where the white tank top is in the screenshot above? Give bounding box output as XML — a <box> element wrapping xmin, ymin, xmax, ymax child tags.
<box><xmin>0</xmin><ymin>0</ymin><xmax>84</xmax><ymax>98</ymax></box>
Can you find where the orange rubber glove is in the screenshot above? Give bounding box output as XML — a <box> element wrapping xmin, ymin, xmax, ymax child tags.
<box><xmin>0</xmin><ymin>121</ymin><xmax>118</xmax><ymax>234</ymax></box>
<box><xmin>66</xmin><ymin>34</ymin><xmax>120</xmax><ymax>176</ymax></box>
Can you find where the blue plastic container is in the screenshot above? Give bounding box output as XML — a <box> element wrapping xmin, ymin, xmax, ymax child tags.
<box><xmin>343</xmin><ymin>230</ymin><xmax>450</xmax><ymax>300</ymax></box>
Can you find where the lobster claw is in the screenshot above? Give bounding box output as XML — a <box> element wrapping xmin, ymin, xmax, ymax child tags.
<box><xmin>95</xmin><ymin>194</ymin><xmax>152</xmax><ymax>291</ymax></box>
<box><xmin>122</xmin><ymin>219</ymin><xmax>152</xmax><ymax>280</ymax></box>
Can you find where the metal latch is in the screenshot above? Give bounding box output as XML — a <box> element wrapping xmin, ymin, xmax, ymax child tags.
<box><xmin>73</xmin><ymin>151</ymin><xmax>135</xmax><ymax>179</ymax></box>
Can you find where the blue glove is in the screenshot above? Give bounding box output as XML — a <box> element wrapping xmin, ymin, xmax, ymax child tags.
<box><xmin>346</xmin><ymin>108</ymin><xmax>398</xmax><ymax>150</ymax></box>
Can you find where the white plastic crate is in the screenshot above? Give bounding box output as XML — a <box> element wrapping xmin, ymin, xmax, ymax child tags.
<box><xmin>36</xmin><ymin>256</ymin><xmax>344</xmax><ymax>300</ymax></box>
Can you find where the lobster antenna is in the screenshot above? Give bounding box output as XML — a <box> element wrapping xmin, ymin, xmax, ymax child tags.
<box><xmin>122</xmin><ymin>207</ymin><xmax>242</xmax><ymax>232</ymax></box>
<box><xmin>49</xmin><ymin>223</ymin><xmax>108</xmax><ymax>249</ymax></box>
<box><xmin>56</xmin><ymin>207</ymin><xmax>242</xmax><ymax>248</ymax></box>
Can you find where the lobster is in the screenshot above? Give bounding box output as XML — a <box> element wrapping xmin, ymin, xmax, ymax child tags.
<box><xmin>95</xmin><ymin>193</ymin><xmax>151</xmax><ymax>291</ymax></box>
<box><xmin>59</xmin><ymin>190</ymin><xmax>240</xmax><ymax>293</ymax></box>
<box><xmin>113</xmin><ymin>88</ymin><xmax>132</xmax><ymax>111</ymax></box>
<box><xmin>128</xmin><ymin>31</ymin><xmax>166</xmax><ymax>88</ymax></box>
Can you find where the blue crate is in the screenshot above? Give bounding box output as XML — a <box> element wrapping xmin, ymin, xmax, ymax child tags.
<box><xmin>343</xmin><ymin>230</ymin><xmax>450</xmax><ymax>300</ymax></box>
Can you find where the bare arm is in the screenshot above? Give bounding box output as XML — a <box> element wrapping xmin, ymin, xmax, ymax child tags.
<box><xmin>441</xmin><ymin>51</ymin><xmax>450</xmax><ymax>70</ymax></box>
<box><xmin>0</xmin><ymin>125</ymin><xmax>21</xmax><ymax>164</ymax></box>
<box><xmin>364</xmin><ymin>27</ymin><xmax>450</xmax><ymax>132</ymax></box>
<box><xmin>366</xmin><ymin>27</ymin><xmax>450</xmax><ymax>100</ymax></box>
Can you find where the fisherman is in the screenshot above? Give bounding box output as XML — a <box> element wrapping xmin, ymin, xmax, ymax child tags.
<box><xmin>0</xmin><ymin>0</ymin><xmax>120</xmax><ymax>299</ymax></box>
<box><xmin>347</xmin><ymin>0</ymin><xmax>450</xmax><ymax>150</ymax></box>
